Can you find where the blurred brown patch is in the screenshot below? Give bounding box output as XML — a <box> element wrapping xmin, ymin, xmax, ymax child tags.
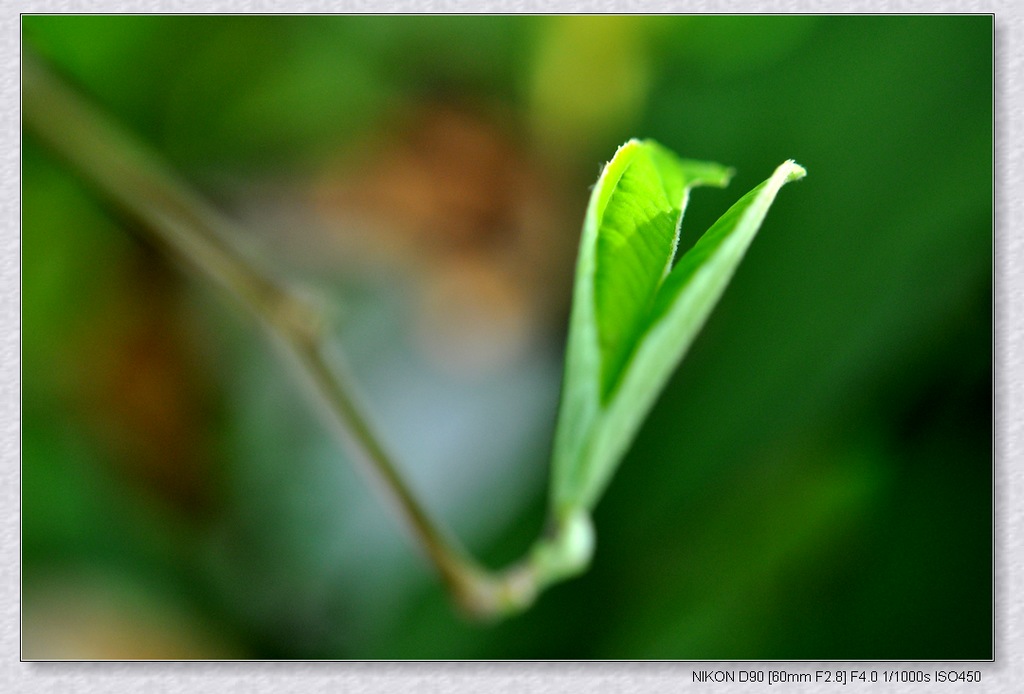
<box><xmin>63</xmin><ymin>247</ymin><xmax>218</xmax><ymax>515</ymax></box>
<box><xmin>23</xmin><ymin>570</ymin><xmax>240</xmax><ymax>659</ymax></box>
<box><xmin>309</xmin><ymin>102</ymin><xmax>576</xmax><ymax>375</ymax></box>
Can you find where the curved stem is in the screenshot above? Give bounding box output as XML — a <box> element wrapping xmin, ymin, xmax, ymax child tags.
<box><xmin>22</xmin><ymin>48</ymin><xmax>591</xmax><ymax>620</ymax></box>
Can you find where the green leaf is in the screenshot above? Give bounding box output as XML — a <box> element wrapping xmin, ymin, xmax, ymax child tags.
<box><xmin>551</xmin><ymin>139</ymin><xmax>805</xmax><ymax>517</ymax></box>
<box><xmin>593</xmin><ymin>141</ymin><xmax>734</xmax><ymax>400</ymax></box>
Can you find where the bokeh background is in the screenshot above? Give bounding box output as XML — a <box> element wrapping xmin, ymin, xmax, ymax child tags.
<box><xmin>22</xmin><ymin>15</ymin><xmax>991</xmax><ymax>659</ymax></box>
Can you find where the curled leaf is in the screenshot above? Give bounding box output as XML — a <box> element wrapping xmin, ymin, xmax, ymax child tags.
<box><xmin>551</xmin><ymin>139</ymin><xmax>805</xmax><ymax>517</ymax></box>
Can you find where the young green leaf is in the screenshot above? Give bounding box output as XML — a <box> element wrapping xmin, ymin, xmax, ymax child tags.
<box><xmin>551</xmin><ymin>139</ymin><xmax>805</xmax><ymax>521</ymax></box>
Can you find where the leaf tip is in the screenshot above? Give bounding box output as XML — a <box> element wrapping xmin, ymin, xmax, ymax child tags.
<box><xmin>720</xmin><ymin>166</ymin><xmax>738</xmax><ymax>187</ymax></box>
<box><xmin>782</xmin><ymin>159</ymin><xmax>807</xmax><ymax>182</ymax></box>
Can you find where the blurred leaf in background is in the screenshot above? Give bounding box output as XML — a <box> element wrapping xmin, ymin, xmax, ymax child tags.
<box><xmin>22</xmin><ymin>14</ymin><xmax>991</xmax><ymax>659</ymax></box>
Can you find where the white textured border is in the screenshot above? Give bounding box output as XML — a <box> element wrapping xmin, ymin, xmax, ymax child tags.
<box><xmin>6</xmin><ymin>2</ymin><xmax>1017</xmax><ymax>694</ymax></box>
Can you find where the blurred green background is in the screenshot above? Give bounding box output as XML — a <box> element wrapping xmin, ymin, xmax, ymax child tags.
<box><xmin>22</xmin><ymin>15</ymin><xmax>991</xmax><ymax>659</ymax></box>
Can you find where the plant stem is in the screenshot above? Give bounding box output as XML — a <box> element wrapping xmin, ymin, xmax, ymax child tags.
<box><xmin>22</xmin><ymin>49</ymin><xmax>592</xmax><ymax>620</ymax></box>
